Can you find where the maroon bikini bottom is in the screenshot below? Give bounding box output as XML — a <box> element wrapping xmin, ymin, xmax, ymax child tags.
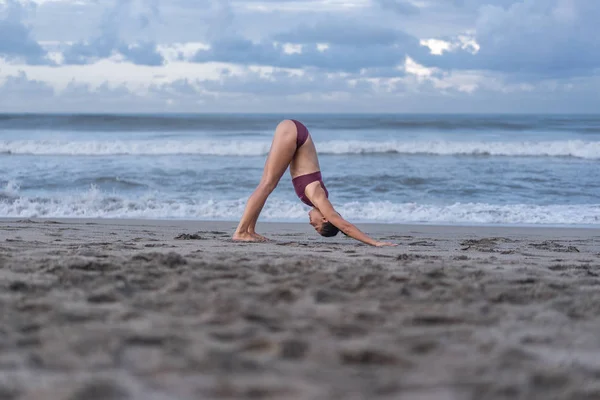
<box><xmin>291</xmin><ymin>119</ymin><xmax>309</xmax><ymax>149</ymax></box>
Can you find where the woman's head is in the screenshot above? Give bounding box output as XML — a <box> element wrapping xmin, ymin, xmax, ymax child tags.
<box><xmin>308</xmin><ymin>208</ymin><xmax>340</xmax><ymax>237</ymax></box>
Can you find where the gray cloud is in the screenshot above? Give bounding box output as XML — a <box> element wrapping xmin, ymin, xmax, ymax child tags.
<box><xmin>198</xmin><ymin>68</ymin><xmax>375</xmax><ymax>96</ymax></box>
<box><xmin>273</xmin><ymin>20</ymin><xmax>406</xmax><ymax>46</ymax></box>
<box><xmin>3</xmin><ymin>0</ymin><xmax>600</xmax><ymax>114</ymax></box>
<box><xmin>191</xmin><ymin>0</ymin><xmax>599</xmax><ymax>79</ymax></box>
<box><xmin>0</xmin><ymin>72</ymin><xmax>163</xmax><ymax>112</ymax></box>
<box><xmin>419</xmin><ymin>0</ymin><xmax>600</xmax><ymax>78</ymax></box>
<box><xmin>2</xmin><ymin>69</ymin><xmax>600</xmax><ymax>114</ymax></box>
<box><xmin>118</xmin><ymin>42</ymin><xmax>164</xmax><ymax>66</ymax></box>
<box><xmin>62</xmin><ymin>0</ymin><xmax>164</xmax><ymax>66</ymax></box>
<box><xmin>375</xmin><ymin>0</ymin><xmax>420</xmax><ymax>15</ymax></box>
<box><xmin>0</xmin><ymin>0</ymin><xmax>50</xmax><ymax>64</ymax></box>
<box><xmin>193</xmin><ymin>36</ymin><xmax>279</xmax><ymax>65</ymax></box>
<box><xmin>193</xmin><ymin>38</ymin><xmax>420</xmax><ymax>72</ymax></box>
<box><xmin>0</xmin><ymin>71</ymin><xmax>54</xmax><ymax>100</ymax></box>
<box><xmin>193</xmin><ymin>11</ymin><xmax>428</xmax><ymax>72</ymax></box>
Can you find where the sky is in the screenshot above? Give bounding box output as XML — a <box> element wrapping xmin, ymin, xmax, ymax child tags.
<box><xmin>0</xmin><ymin>0</ymin><xmax>598</xmax><ymax>113</ymax></box>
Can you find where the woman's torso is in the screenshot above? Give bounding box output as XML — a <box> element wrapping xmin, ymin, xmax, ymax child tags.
<box><xmin>290</xmin><ymin>131</ymin><xmax>321</xmax><ymax>179</ymax></box>
<box><xmin>289</xmin><ymin>121</ymin><xmax>328</xmax><ymax>207</ymax></box>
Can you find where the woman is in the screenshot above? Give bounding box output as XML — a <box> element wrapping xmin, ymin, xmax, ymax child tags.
<box><xmin>233</xmin><ymin>119</ymin><xmax>396</xmax><ymax>247</ymax></box>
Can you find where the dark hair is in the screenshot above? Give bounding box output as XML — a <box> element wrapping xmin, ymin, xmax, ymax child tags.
<box><xmin>319</xmin><ymin>221</ymin><xmax>340</xmax><ymax>237</ymax></box>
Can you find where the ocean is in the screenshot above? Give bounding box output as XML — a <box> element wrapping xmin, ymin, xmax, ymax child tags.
<box><xmin>1</xmin><ymin>113</ymin><xmax>599</xmax><ymax>227</ymax></box>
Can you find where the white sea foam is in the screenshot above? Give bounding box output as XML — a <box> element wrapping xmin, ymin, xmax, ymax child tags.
<box><xmin>1</xmin><ymin>187</ymin><xmax>598</xmax><ymax>225</ymax></box>
<box><xmin>1</xmin><ymin>139</ymin><xmax>600</xmax><ymax>159</ymax></box>
<box><xmin>1</xmin><ymin>180</ymin><xmax>21</xmax><ymax>195</ymax></box>
<box><xmin>0</xmin><ymin>180</ymin><xmax>21</xmax><ymax>200</ymax></box>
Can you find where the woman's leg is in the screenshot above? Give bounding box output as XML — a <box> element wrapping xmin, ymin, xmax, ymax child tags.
<box><xmin>233</xmin><ymin>120</ymin><xmax>298</xmax><ymax>241</ymax></box>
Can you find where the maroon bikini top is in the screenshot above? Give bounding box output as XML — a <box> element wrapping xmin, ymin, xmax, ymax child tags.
<box><xmin>292</xmin><ymin>171</ymin><xmax>329</xmax><ymax>207</ymax></box>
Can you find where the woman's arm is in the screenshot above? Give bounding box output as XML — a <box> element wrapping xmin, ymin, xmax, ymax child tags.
<box><xmin>309</xmin><ymin>187</ymin><xmax>396</xmax><ymax>247</ymax></box>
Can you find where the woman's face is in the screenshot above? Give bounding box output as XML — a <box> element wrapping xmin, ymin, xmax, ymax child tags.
<box><xmin>308</xmin><ymin>208</ymin><xmax>327</xmax><ymax>234</ymax></box>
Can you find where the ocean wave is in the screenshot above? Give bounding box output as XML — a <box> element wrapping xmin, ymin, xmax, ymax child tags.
<box><xmin>1</xmin><ymin>187</ymin><xmax>598</xmax><ymax>225</ymax></box>
<box><xmin>1</xmin><ymin>139</ymin><xmax>600</xmax><ymax>159</ymax></box>
<box><xmin>0</xmin><ymin>114</ymin><xmax>279</xmax><ymax>132</ymax></box>
<box><xmin>1</xmin><ymin>114</ymin><xmax>599</xmax><ymax>133</ymax></box>
<box><xmin>74</xmin><ymin>177</ymin><xmax>148</xmax><ymax>189</ymax></box>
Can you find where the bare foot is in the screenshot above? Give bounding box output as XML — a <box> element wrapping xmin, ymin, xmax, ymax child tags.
<box><xmin>232</xmin><ymin>231</ymin><xmax>265</xmax><ymax>242</ymax></box>
<box><xmin>249</xmin><ymin>232</ymin><xmax>269</xmax><ymax>242</ymax></box>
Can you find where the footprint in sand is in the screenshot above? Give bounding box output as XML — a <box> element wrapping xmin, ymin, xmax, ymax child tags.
<box><xmin>279</xmin><ymin>339</ymin><xmax>309</xmax><ymax>360</ymax></box>
<box><xmin>530</xmin><ymin>241</ymin><xmax>579</xmax><ymax>253</ymax></box>
<box><xmin>410</xmin><ymin>314</ymin><xmax>466</xmax><ymax>326</ymax></box>
<box><xmin>175</xmin><ymin>233</ymin><xmax>205</xmax><ymax>240</ymax></box>
<box><xmin>339</xmin><ymin>344</ymin><xmax>410</xmax><ymax>367</ymax></box>
<box><xmin>408</xmin><ymin>240</ymin><xmax>435</xmax><ymax>247</ymax></box>
<box><xmin>460</xmin><ymin>237</ymin><xmax>516</xmax><ymax>252</ymax></box>
<box><xmin>144</xmin><ymin>243</ymin><xmax>175</xmax><ymax>248</ymax></box>
<box><xmin>68</xmin><ymin>380</ymin><xmax>129</xmax><ymax>400</ymax></box>
<box><xmin>276</xmin><ymin>242</ymin><xmax>309</xmax><ymax>247</ymax></box>
<box><xmin>409</xmin><ymin>340</ymin><xmax>439</xmax><ymax>355</ymax></box>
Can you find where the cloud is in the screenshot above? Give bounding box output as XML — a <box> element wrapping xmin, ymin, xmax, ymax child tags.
<box><xmin>273</xmin><ymin>20</ymin><xmax>405</xmax><ymax>46</ymax></box>
<box><xmin>0</xmin><ymin>0</ymin><xmax>50</xmax><ymax>64</ymax></box>
<box><xmin>193</xmin><ymin>12</ymin><xmax>429</xmax><ymax>73</ymax></box>
<box><xmin>0</xmin><ymin>70</ymin><xmax>54</xmax><ymax>99</ymax></box>
<box><xmin>420</xmin><ymin>36</ymin><xmax>479</xmax><ymax>56</ymax></box>
<box><xmin>419</xmin><ymin>0</ymin><xmax>600</xmax><ymax>78</ymax></box>
<box><xmin>118</xmin><ymin>42</ymin><xmax>164</xmax><ymax>66</ymax></box>
<box><xmin>0</xmin><ymin>70</ymin><xmax>163</xmax><ymax>112</ymax></box>
<box><xmin>193</xmin><ymin>38</ymin><xmax>421</xmax><ymax>73</ymax></box>
<box><xmin>62</xmin><ymin>0</ymin><xmax>164</xmax><ymax>66</ymax></box>
<box><xmin>3</xmin><ymin>0</ymin><xmax>600</xmax><ymax>113</ymax></box>
<box><xmin>2</xmin><ymin>68</ymin><xmax>600</xmax><ymax>114</ymax></box>
<box><xmin>375</xmin><ymin>0</ymin><xmax>420</xmax><ymax>15</ymax></box>
<box><xmin>198</xmin><ymin>68</ymin><xmax>374</xmax><ymax>96</ymax></box>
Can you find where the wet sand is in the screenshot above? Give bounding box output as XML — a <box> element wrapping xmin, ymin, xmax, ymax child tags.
<box><xmin>1</xmin><ymin>218</ymin><xmax>600</xmax><ymax>400</ymax></box>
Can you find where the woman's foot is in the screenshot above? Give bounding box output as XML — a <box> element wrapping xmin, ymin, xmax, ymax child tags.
<box><xmin>249</xmin><ymin>231</ymin><xmax>269</xmax><ymax>242</ymax></box>
<box><xmin>232</xmin><ymin>231</ymin><xmax>267</xmax><ymax>242</ymax></box>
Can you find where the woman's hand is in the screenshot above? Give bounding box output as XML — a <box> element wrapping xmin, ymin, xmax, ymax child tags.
<box><xmin>374</xmin><ymin>241</ymin><xmax>398</xmax><ymax>247</ymax></box>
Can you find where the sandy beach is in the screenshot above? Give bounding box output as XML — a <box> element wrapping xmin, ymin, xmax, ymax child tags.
<box><xmin>1</xmin><ymin>218</ymin><xmax>599</xmax><ymax>400</ymax></box>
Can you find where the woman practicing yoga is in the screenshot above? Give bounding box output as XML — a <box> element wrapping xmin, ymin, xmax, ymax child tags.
<box><xmin>233</xmin><ymin>119</ymin><xmax>396</xmax><ymax>247</ymax></box>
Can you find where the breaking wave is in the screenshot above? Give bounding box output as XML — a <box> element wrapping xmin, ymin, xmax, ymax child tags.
<box><xmin>1</xmin><ymin>185</ymin><xmax>598</xmax><ymax>225</ymax></box>
<box><xmin>2</xmin><ymin>139</ymin><xmax>600</xmax><ymax>159</ymax></box>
